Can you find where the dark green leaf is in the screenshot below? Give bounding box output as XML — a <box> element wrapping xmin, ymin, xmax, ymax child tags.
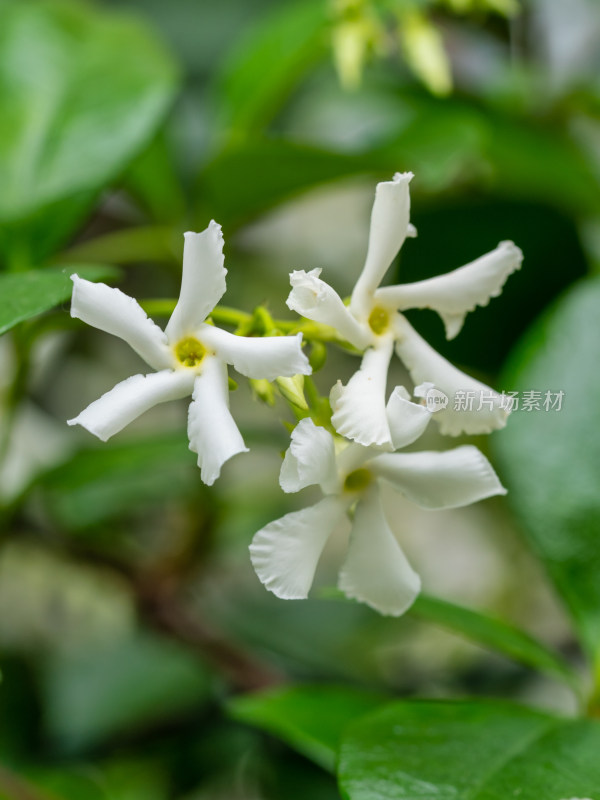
<box><xmin>0</xmin><ymin>0</ymin><xmax>178</xmax><ymax>259</ymax></box>
<box><xmin>38</xmin><ymin>433</ymin><xmax>199</xmax><ymax>529</ymax></box>
<box><xmin>485</xmin><ymin>114</ymin><xmax>600</xmax><ymax>216</ymax></box>
<box><xmin>42</xmin><ymin>631</ymin><xmax>212</xmax><ymax>752</ymax></box>
<box><xmin>494</xmin><ymin>277</ymin><xmax>600</xmax><ymax>672</ymax></box>
<box><xmin>228</xmin><ymin>685</ymin><xmax>387</xmax><ymax>772</ymax></box>
<box><xmin>339</xmin><ymin>699</ymin><xmax>600</xmax><ymax>799</ymax></box>
<box><xmin>198</xmin><ymin>139</ymin><xmax>380</xmax><ymax>229</ymax></box>
<box><xmin>412</xmin><ymin>594</ymin><xmax>577</xmax><ymax>687</ymax></box>
<box><xmin>199</xmin><ymin>95</ymin><xmax>600</xmax><ymax>232</ymax></box>
<box><xmin>58</xmin><ymin>225</ymin><xmax>178</xmax><ymax>267</ymax></box>
<box><xmin>124</xmin><ymin>133</ymin><xmax>186</xmax><ymax>224</ymax></box>
<box><xmin>22</xmin><ymin>768</ymin><xmax>108</xmax><ymax>800</ymax></box>
<box><xmin>101</xmin><ymin>760</ymin><xmax>168</xmax><ymax>800</ymax></box>
<box><xmin>0</xmin><ymin>265</ymin><xmax>120</xmax><ymax>334</ymax></box>
<box><xmin>380</xmin><ymin>97</ymin><xmax>600</xmax><ymax>215</ymax></box>
<box><xmin>213</xmin><ymin>0</ymin><xmax>328</xmax><ymax>139</ymax></box>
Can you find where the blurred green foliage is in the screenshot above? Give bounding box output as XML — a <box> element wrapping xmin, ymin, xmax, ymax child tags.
<box><xmin>0</xmin><ymin>0</ymin><xmax>599</xmax><ymax>796</ymax></box>
<box><xmin>495</xmin><ymin>276</ymin><xmax>600</xmax><ymax>681</ymax></box>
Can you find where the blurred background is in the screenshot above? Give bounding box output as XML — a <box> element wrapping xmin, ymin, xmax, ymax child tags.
<box><xmin>0</xmin><ymin>0</ymin><xmax>599</xmax><ymax>797</ymax></box>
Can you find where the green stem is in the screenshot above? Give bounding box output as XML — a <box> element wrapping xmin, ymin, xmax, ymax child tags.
<box><xmin>139</xmin><ymin>299</ymin><xmax>253</xmax><ymax>329</ymax></box>
<box><xmin>253</xmin><ymin>305</ymin><xmax>277</xmax><ymax>335</ymax></box>
<box><xmin>139</xmin><ymin>299</ymin><xmax>355</xmax><ymax>350</ymax></box>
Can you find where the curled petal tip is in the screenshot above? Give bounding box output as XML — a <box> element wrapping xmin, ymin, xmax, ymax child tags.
<box><xmin>498</xmin><ymin>239</ymin><xmax>524</xmax><ymax>263</ymax></box>
<box><xmin>391</xmin><ymin>171</ymin><xmax>414</xmax><ymax>183</ymax></box>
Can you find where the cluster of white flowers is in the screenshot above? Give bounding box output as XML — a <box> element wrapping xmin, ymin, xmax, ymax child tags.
<box><xmin>68</xmin><ymin>173</ymin><xmax>522</xmax><ymax>616</ymax></box>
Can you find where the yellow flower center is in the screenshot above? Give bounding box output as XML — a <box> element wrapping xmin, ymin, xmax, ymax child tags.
<box><xmin>368</xmin><ymin>305</ymin><xmax>389</xmax><ymax>335</ymax></box>
<box><xmin>174</xmin><ymin>336</ymin><xmax>207</xmax><ymax>368</ymax></box>
<box><xmin>343</xmin><ymin>468</ymin><xmax>372</xmax><ymax>493</ymax></box>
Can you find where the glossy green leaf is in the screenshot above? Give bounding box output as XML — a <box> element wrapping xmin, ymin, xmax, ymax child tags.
<box><xmin>228</xmin><ymin>685</ymin><xmax>387</xmax><ymax>772</ymax></box>
<box><xmin>412</xmin><ymin>594</ymin><xmax>576</xmax><ymax>687</ymax></box>
<box><xmin>213</xmin><ymin>0</ymin><xmax>328</xmax><ymax>140</ymax></box>
<box><xmin>339</xmin><ymin>699</ymin><xmax>600</xmax><ymax>799</ymax></box>
<box><xmin>0</xmin><ymin>264</ymin><xmax>120</xmax><ymax>335</ymax></box>
<box><xmin>494</xmin><ymin>277</ymin><xmax>600</xmax><ymax>674</ymax></box>
<box><xmin>0</xmin><ymin>0</ymin><xmax>178</xmax><ymax>259</ymax></box>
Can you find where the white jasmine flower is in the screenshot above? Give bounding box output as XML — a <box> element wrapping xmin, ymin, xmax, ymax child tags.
<box><xmin>287</xmin><ymin>173</ymin><xmax>523</xmax><ymax>443</ymax></box>
<box><xmin>67</xmin><ymin>222</ymin><xmax>312</xmax><ymax>485</ymax></box>
<box><xmin>249</xmin><ymin>407</ymin><xmax>506</xmax><ymax>616</ymax></box>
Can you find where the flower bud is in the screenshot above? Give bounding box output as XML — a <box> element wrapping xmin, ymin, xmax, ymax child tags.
<box><xmin>276</xmin><ymin>374</ymin><xmax>309</xmax><ymax>410</ymax></box>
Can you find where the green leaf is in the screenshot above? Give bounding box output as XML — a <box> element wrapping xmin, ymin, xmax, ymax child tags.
<box><xmin>228</xmin><ymin>685</ymin><xmax>387</xmax><ymax>772</ymax></box>
<box><xmin>339</xmin><ymin>699</ymin><xmax>600</xmax><ymax>799</ymax></box>
<box><xmin>493</xmin><ymin>277</ymin><xmax>600</xmax><ymax>675</ymax></box>
<box><xmin>213</xmin><ymin>0</ymin><xmax>328</xmax><ymax>140</ymax></box>
<box><xmin>101</xmin><ymin>760</ymin><xmax>168</xmax><ymax>800</ymax></box>
<box><xmin>0</xmin><ymin>0</ymin><xmax>178</xmax><ymax>260</ymax></box>
<box><xmin>198</xmin><ymin>95</ymin><xmax>600</xmax><ymax>232</ymax></box>
<box><xmin>124</xmin><ymin>133</ymin><xmax>186</xmax><ymax>224</ymax></box>
<box><xmin>38</xmin><ymin>433</ymin><xmax>200</xmax><ymax>529</ymax></box>
<box><xmin>484</xmin><ymin>114</ymin><xmax>600</xmax><ymax>217</ymax></box>
<box><xmin>0</xmin><ymin>264</ymin><xmax>120</xmax><ymax>335</ymax></box>
<box><xmin>42</xmin><ymin>631</ymin><xmax>212</xmax><ymax>752</ymax></box>
<box><xmin>198</xmin><ymin>139</ymin><xmax>379</xmax><ymax>229</ymax></box>
<box><xmin>58</xmin><ymin>225</ymin><xmax>178</xmax><ymax>267</ymax></box>
<box><xmin>412</xmin><ymin>594</ymin><xmax>577</xmax><ymax>687</ymax></box>
<box><xmin>22</xmin><ymin>768</ymin><xmax>108</xmax><ymax>800</ymax></box>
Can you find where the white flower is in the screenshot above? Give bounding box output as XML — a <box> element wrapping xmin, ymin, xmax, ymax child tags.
<box><xmin>67</xmin><ymin>221</ymin><xmax>312</xmax><ymax>485</ymax></box>
<box><xmin>287</xmin><ymin>172</ymin><xmax>523</xmax><ymax>444</ymax></box>
<box><xmin>249</xmin><ymin>406</ymin><xmax>506</xmax><ymax>616</ymax></box>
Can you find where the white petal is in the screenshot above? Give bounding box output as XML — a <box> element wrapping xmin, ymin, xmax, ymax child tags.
<box><xmin>338</xmin><ymin>487</ymin><xmax>420</xmax><ymax>616</ymax></box>
<box><xmin>394</xmin><ymin>316</ymin><xmax>509</xmax><ymax>435</ymax></box>
<box><xmin>370</xmin><ymin>445</ymin><xmax>506</xmax><ymax>509</ymax></box>
<box><xmin>350</xmin><ymin>172</ymin><xmax>413</xmax><ymax>319</ymax></box>
<box><xmin>250</xmin><ymin>496</ymin><xmax>348</xmax><ymax>600</ymax></box>
<box><xmin>375</xmin><ymin>240</ymin><xmax>523</xmax><ymax>339</ymax></box>
<box><xmin>165</xmin><ymin>222</ymin><xmax>227</xmax><ymax>341</ymax></box>
<box><xmin>414</xmin><ymin>382</ymin><xmax>434</xmax><ymax>398</ymax></box>
<box><xmin>199</xmin><ymin>325</ymin><xmax>311</xmax><ymax>380</ymax></box>
<box><xmin>287</xmin><ymin>269</ymin><xmax>369</xmax><ymax>349</ymax></box>
<box><xmin>336</xmin><ymin>441</ymin><xmax>380</xmax><ymax>478</ymax></box>
<box><xmin>330</xmin><ymin>338</ymin><xmax>394</xmax><ymax>447</ymax></box>
<box><xmin>386</xmin><ymin>386</ymin><xmax>431</xmax><ymax>449</ymax></box>
<box><xmin>70</xmin><ymin>275</ymin><xmax>172</xmax><ymax>371</ymax></box>
<box><xmin>67</xmin><ymin>369</ymin><xmax>195</xmax><ymax>442</ymax></box>
<box><xmin>280</xmin><ymin>418</ymin><xmax>338</xmax><ymax>494</ymax></box>
<box><xmin>187</xmin><ymin>356</ymin><xmax>248</xmax><ymax>486</ymax></box>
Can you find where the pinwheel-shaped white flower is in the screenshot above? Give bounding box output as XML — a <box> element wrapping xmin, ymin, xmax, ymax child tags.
<box><xmin>287</xmin><ymin>172</ymin><xmax>523</xmax><ymax>445</ymax></box>
<box><xmin>68</xmin><ymin>222</ymin><xmax>311</xmax><ymax>485</ymax></box>
<box><xmin>250</xmin><ymin>395</ymin><xmax>505</xmax><ymax>616</ymax></box>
